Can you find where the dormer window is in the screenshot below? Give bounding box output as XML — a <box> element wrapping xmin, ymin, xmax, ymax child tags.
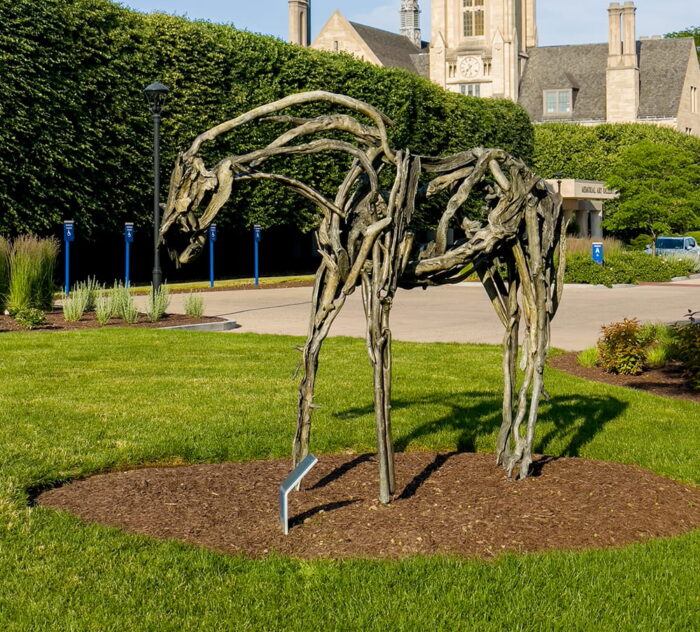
<box><xmin>544</xmin><ymin>89</ymin><xmax>573</xmax><ymax>115</ymax></box>
<box><xmin>463</xmin><ymin>0</ymin><xmax>485</xmax><ymax>37</ymax></box>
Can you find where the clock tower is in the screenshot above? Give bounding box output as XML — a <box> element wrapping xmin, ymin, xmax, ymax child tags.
<box><xmin>429</xmin><ymin>0</ymin><xmax>537</xmax><ymax>100</ymax></box>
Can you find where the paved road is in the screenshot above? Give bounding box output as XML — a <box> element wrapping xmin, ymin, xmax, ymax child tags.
<box><xmin>166</xmin><ymin>280</ymin><xmax>700</xmax><ymax>351</ymax></box>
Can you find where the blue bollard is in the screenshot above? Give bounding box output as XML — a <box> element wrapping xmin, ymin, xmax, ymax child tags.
<box><xmin>63</xmin><ymin>221</ymin><xmax>75</xmax><ymax>295</ymax></box>
<box><xmin>209</xmin><ymin>224</ymin><xmax>217</xmax><ymax>288</ymax></box>
<box><xmin>124</xmin><ymin>223</ymin><xmax>134</xmax><ymax>288</ymax></box>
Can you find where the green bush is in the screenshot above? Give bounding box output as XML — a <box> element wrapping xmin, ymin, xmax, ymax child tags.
<box><xmin>686</xmin><ymin>231</ymin><xmax>700</xmax><ymax>243</ymax></box>
<box><xmin>627</xmin><ymin>234</ymin><xmax>653</xmax><ymax>251</ymax></box>
<box><xmin>669</xmin><ymin>322</ymin><xmax>700</xmax><ymax>390</ymax></box>
<box><xmin>597</xmin><ymin>318</ymin><xmax>647</xmax><ymax>375</ymax></box>
<box><xmin>0</xmin><ymin>236</ymin><xmax>9</xmax><ymax>312</ymax></box>
<box><xmin>564</xmin><ymin>251</ymin><xmax>695</xmax><ymax>286</ymax></box>
<box><xmin>0</xmin><ymin>0</ymin><xmax>533</xmax><ymax>239</ymax></box>
<box><xmin>7</xmin><ymin>236</ymin><xmax>59</xmax><ymax>313</ymax></box>
<box><xmin>12</xmin><ymin>307</ymin><xmax>45</xmax><ymax>330</ymax></box>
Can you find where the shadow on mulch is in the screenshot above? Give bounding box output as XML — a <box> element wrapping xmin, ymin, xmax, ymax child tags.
<box><xmin>37</xmin><ymin>452</ymin><xmax>700</xmax><ymax>560</ymax></box>
<box><xmin>549</xmin><ymin>352</ymin><xmax>700</xmax><ymax>404</ymax></box>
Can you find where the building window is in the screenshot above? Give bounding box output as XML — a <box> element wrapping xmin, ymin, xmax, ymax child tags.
<box><xmin>460</xmin><ymin>83</ymin><xmax>481</xmax><ymax>97</ymax></box>
<box><xmin>686</xmin><ymin>127</ymin><xmax>693</xmax><ymax>135</ymax></box>
<box><xmin>544</xmin><ymin>89</ymin><xmax>573</xmax><ymax>115</ymax></box>
<box><xmin>691</xmin><ymin>86</ymin><xmax>698</xmax><ymax>113</ymax></box>
<box><xmin>333</xmin><ymin>40</ymin><xmax>339</xmax><ymax>52</ymax></box>
<box><xmin>448</xmin><ymin>63</ymin><xmax>457</xmax><ymax>79</ymax></box>
<box><xmin>463</xmin><ymin>0</ymin><xmax>485</xmax><ymax>37</ymax></box>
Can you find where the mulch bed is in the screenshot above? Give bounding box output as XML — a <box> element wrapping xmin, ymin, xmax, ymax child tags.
<box><xmin>0</xmin><ymin>310</ymin><xmax>226</xmax><ymax>333</ymax></box>
<box><xmin>37</xmin><ymin>452</ymin><xmax>700</xmax><ymax>560</ymax></box>
<box><xmin>549</xmin><ymin>352</ymin><xmax>700</xmax><ymax>403</ymax></box>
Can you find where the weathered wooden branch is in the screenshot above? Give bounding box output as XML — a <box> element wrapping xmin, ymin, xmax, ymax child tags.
<box><xmin>161</xmin><ymin>91</ymin><xmax>565</xmax><ymax>505</ymax></box>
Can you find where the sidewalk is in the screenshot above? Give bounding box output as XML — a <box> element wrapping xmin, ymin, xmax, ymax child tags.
<box><xmin>164</xmin><ymin>281</ymin><xmax>700</xmax><ymax>351</ymax></box>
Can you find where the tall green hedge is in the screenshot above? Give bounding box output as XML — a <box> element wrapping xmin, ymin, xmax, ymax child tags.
<box><xmin>0</xmin><ymin>0</ymin><xmax>533</xmax><ymax>239</ymax></box>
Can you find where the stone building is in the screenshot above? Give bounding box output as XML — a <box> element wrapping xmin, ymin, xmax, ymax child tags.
<box><xmin>289</xmin><ymin>0</ymin><xmax>700</xmax><ymax>137</ymax></box>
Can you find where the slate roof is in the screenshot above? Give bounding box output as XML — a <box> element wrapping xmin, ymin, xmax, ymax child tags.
<box><xmin>518</xmin><ymin>38</ymin><xmax>694</xmax><ymax>122</ymax></box>
<box><xmin>349</xmin><ymin>22</ymin><xmax>429</xmax><ymax>76</ymax></box>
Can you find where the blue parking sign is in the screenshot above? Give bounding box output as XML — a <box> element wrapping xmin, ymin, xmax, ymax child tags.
<box><xmin>254</xmin><ymin>225</ymin><xmax>262</xmax><ymax>242</ymax></box>
<box><xmin>209</xmin><ymin>224</ymin><xmax>217</xmax><ymax>242</ymax></box>
<box><xmin>124</xmin><ymin>223</ymin><xmax>135</xmax><ymax>243</ymax></box>
<box><xmin>63</xmin><ymin>221</ymin><xmax>75</xmax><ymax>243</ymax></box>
<box><xmin>592</xmin><ymin>242</ymin><xmax>604</xmax><ymax>266</ymax></box>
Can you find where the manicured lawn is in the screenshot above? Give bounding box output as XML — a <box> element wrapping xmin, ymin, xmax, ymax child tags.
<box><xmin>0</xmin><ymin>330</ymin><xmax>698</xmax><ymax>631</ymax></box>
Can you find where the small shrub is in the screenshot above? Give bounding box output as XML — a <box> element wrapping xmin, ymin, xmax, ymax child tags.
<box><xmin>62</xmin><ymin>287</ymin><xmax>89</xmax><ymax>322</ymax></box>
<box><xmin>12</xmin><ymin>307</ymin><xmax>45</xmax><ymax>330</ymax></box>
<box><xmin>7</xmin><ymin>236</ymin><xmax>59</xmax><ymax>312</ymax></box>
<box><xmin>95</xmin><ymin>293</ymin><xmax>111</xmax><ymax>326</ymax></box>
<box><xmin>576</xmin><ymin>347</ymin><xmax>598</xmax><ymax>368</ymax></box>
<box><xmin>597</xmin><ymin>318</ymin><xmax>647</xmax><ymax>375</ymax></box>
<box><xmin>184</xmin><ymin>292</ymin><xmax>204</xmax><ymax>318</ymax></box>
<box><xmin>147</xmin><ymin>284</ymin><xmax>170</xmax><ymax>322</ymax></box>
<box><xmin>669</xmin><ymin>321</ymin><xmax>700</xmax><ymax>390</ymax></box>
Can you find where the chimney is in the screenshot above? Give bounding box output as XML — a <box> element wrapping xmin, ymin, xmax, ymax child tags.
<box><xmin>608</xmin><ymin>3</ymin><xmax>622</xmax><ymax>59</ymax></box>
<box><xmin>289</xmin><ymin>0</ymin><xmax>311</xmax><ymax>47</ymax></box>
<box><xmin>606</xmin><ymin>1</ymin><xmax>639</xmax><ymax>122</ymax></box>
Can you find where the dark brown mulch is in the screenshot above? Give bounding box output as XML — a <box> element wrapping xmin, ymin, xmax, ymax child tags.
<box><xmin>0</xmin><ymin>310</ymin><xmax>226</xmax><ymax>333</ymax></box>
<box><xmin>549</xmin><ymin>352</ymin><xmax>700</xmax><ymax>403</ymax></box>
<box><xmin>37</xmin><ymin>452</ymin><xmax>700</xmax><ymax>560</ymax></box>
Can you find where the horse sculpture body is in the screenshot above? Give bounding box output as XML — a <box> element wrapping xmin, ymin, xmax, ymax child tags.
<box><xmin>161</xmin><ymin>91</ymin><xmax>566</xmax><ymax>504</ymax></box>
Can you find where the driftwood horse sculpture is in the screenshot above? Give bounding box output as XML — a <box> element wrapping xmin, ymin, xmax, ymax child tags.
<box><xmin>161</xmin><ymin>91</ymin><xmax>566</xmax><ymax>504</ymax></box>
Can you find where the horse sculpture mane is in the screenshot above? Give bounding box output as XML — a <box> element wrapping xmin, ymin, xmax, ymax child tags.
<box><xmin>161</xmin><ymin>91</ymin><xmax>566</xmax><ymax>504</ymax></box>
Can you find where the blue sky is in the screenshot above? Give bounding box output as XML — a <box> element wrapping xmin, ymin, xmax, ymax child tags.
<box><xmin>117</xmin><ymin>1</ymin><xmax>698</xmax><ymax>46</ymax></box>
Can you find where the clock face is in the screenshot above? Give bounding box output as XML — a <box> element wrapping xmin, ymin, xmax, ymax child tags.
<box><xmin>459</xmin><ymin>56</ymin><xmax>481</xmax><ymax>79</ymax></box>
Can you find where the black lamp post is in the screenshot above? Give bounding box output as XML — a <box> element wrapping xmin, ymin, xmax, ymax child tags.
<box><xmin>554</xmin><ymin>171</ymin><xmax>563</xmax><ymax>195</ymax></box>
<box><xmin>144</xmin><ymin>81</ymin><xmax>169</xmax><ymax>292</ymax></box>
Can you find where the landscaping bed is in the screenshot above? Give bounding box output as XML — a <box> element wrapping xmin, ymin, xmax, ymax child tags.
<box><xmin>0</xmin><ymin>310</ymin><xmax>225</xmax><ymax>332</ymax></box>
<box><xmin>38</xmin><ymin>452</ymin><xmax>700</xmax><ymax>560</ymax></box>
<box><xmin>549</xmin><ymin>352</ymin><xmax>700</xmax><ymax>403</ymax></box>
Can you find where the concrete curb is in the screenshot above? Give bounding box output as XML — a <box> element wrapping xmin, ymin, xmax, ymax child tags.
<box><xmin>161</xmin><ymin>319</ymin><xmax>239</xmax><ymax>332</ymax></box>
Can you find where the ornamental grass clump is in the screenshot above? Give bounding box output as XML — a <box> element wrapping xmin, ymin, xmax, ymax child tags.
<box><xmin>7</xmin><ymin>236</ymin><xmax>59</xmax><ymax>313</ymax></box>
<box><xmin>0</xmin><ymin>236</ymin><xmax>10</xmax><ymax>312</ymax></box>
<box><xmin>147</xmin><ymin>284</ymin><xmax>170</xmax><ymax>322</ymax></box>
<box><xmin>597</xmin><ymin>318</ymin><xmax>647</xmax><ymax>375</ymax></box>
<box><xmin>109</xmin><ymin>282</ymin><xmax>132</xmax><ymax>320</ymax></box>
<box><xmin>74</xmin><ymin>276</ymin><xmax>101</xmax><ymax>311</ymax></box>
<box><xmin>94</xmin><ymin>292</ymin><xmax>111</xmax><ymax>326</ymax></box>
<box><xmin>62</xmin><ymin>286</ymin><xmax>90</xmax><ymax>322</ymax></box>
<box><xmin>184</xmin><ymin>292</ymin><xmax>204</xmax><ymax>318</ymax></box>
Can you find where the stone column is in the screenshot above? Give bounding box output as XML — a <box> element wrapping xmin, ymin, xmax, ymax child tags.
<box><xmin>590</xmin><ymin>210</ymin><xmax>604</xmax><ymax>239</ymax></box>
<box><xmin>576</xmin><ymin>210</ymin><xmax>590</xmax><ymax>238</ymax></box>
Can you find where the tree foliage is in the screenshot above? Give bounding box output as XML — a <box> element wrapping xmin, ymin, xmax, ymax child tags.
<box><xmin>0</xmin><ymin>0</ymin><xmax>533</xmax><ymax>239</ymax></box>
<box><xmin>533</xmin><ymin>123</ymin><xmax>700</xmax><ymax>236</ymax></box>
<box><xmin>605</xmin><ymin>141</ymin><xmax>700</xmax><ymax>238</ymax></box>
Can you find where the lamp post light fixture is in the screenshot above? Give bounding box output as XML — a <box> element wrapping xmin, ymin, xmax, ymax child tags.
<box><xmin>144</xmin><ymin>81</ymin><xmax>169</xmax><ymax>292</ymax></box>
<box><xmin>554</xmin><ymin>172</ymin><xmax>563</xmax><ymax>195</ymax></box>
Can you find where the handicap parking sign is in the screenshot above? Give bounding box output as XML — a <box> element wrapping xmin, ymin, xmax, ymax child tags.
<box><xmin>63</xmin><ymin>221</ymin><xmax>75</xmax><ymax>243</ymax></box>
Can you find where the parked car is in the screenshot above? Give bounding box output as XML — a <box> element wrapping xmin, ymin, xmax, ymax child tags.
<box><xmin>645</xmin><ymin>236</ymin><xmax>700</xmax><ymax>255</ymax></box>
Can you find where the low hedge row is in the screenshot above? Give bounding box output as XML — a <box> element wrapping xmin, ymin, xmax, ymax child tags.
<box><xmin>564</xmin><ymin>252</ymin><xmax>695</xmax><ymax>286</ymax></box>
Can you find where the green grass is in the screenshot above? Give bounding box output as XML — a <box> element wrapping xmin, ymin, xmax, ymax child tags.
<box><xmin>0</xmin><ymin>330</ymin><xmax>698</xmax><ymax>631</ymax></box>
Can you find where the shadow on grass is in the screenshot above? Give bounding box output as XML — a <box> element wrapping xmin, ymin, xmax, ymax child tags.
<box><xmin>334</xmin><ymin>390</ymin><xmax>627</xmax><ymax>458</ymax></box>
